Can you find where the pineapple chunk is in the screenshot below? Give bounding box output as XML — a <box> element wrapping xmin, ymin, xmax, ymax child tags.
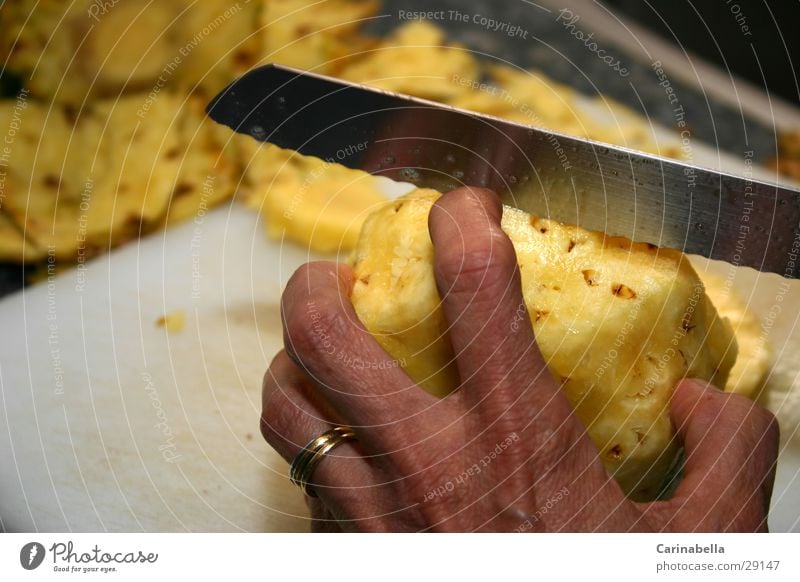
<box><xmin>0</xmin><ymin>95</ymin><xmax>184</xmax><ymax>259</ymax></box>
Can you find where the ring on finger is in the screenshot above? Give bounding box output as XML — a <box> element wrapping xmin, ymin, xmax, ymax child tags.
<box><xmin>289</xmin><ymin>426</ymin><xmax>358</xmax><ymax>497</ymax></box>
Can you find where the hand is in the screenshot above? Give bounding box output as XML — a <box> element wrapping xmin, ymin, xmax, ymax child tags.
<box><xmin>261</xmin><ymin>187</ymin><xmax>779</xmax><ymax>532</ymax></box>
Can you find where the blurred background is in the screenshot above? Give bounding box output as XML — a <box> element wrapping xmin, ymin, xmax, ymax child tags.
<box><xmin>607</xmin><ymin>0</ymin><xmax>800</xmax><ymax>103</ymax></box>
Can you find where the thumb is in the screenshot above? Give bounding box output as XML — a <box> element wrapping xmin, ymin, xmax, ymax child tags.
<box><xmin>667</xmin><ymin>379</ymin><xmax>779</xmax><ymax>531</ymax></box>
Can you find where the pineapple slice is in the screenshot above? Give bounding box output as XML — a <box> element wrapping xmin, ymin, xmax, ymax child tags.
<box><xmin>0</xmin><ymin>1</ymin><xmax>258</xmax><ymax>104</ymax></box>
<box><xmin>0</xmin><ymin>95</ymin><xmax>183</xmax><ymax>259</ymax></box>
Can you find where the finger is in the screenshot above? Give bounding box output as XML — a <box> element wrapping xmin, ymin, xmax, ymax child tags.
<box><xmin>428</xmin><ymin>187</ymin><xmax>610</xmax><ymax>498</ymax></box>
<box><xmin>428</xmin><ymin>188</ymin><xmax>581</xmax><ymax>425</ymax></box>
<box><xmin>261</xmin><ymin>351</ymin><xmax>376</xmax><ymax>485</ymax></box>
<box><xmin>262</xmin><ymin>351</ymin><xmax>398</xmax><ymax>524</ymax></box>
<box><xmin>428</xmin><ymin>188</ymin><xmax>548</xmax><ymax>399</ymax></box>
<box><xmin>280</xmin><ymin>262</ymin><xmax>448</xmax><ymax>455</ymax></box>
<box><xmin>666</xmin><ymin>379</ymin><xmax>779</xmax><ymax>532</ymax></box>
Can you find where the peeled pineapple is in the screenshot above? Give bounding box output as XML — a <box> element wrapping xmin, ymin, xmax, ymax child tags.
<box><xmin>349</xmin><ymin>189</ymin><xmax>738</xmax><ymax>500</ymax></box>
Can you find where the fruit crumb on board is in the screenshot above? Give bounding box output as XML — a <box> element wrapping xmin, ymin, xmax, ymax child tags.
<box><xmin>156</xmin><ymin>311</ymin><xmax>186</xmax><ymax>333</ymax></box>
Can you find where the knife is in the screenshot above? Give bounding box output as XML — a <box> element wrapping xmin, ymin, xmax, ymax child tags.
<box><xmin>207</xmin><ymin>64</ymin><xmax>800</xmax><ymax>278</ymax></box>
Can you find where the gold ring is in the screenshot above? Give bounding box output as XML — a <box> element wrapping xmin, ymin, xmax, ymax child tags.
<box><xmin>289</xmin><ymin>426</ymin><xmax>357</xmax><ymax>497</ymax></box>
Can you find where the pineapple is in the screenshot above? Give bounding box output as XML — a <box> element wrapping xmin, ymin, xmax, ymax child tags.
<box><xmin>349</xmin><ymin>189</ymin><xmax>740</xmax><ymax>500</ymax></box>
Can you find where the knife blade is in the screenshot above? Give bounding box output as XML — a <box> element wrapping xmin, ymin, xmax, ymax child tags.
<box><xmin>207</xmin><ymin>64</ymin><xmax>800</xmax><ymax>278</ymax></box>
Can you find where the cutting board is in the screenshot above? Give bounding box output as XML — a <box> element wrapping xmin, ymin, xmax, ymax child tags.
<box><xmin>0</xmin><ymin>204</ymin><xmax>317</xmax><ymax>532</ymax></box>
<box><xmin>2</xmin><ymin>177</ymin><xmax>800</xmax><ymax>532</ymax></box>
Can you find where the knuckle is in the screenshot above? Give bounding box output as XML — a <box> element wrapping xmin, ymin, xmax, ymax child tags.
<box><xmin>282</xmin><ymin>261</ymin><xmax>342</xmax><ymax>318</ymax></box>
<box><xmin>718</xmin><ymin>394</ymin><xmax>779</xmax><ymax>455</ymax></box>
<box><xmin>259</xmin><ymin>401</ymin><xmax>281</xmax><ymax>445</ymax></box>
<box><xmin>259</xmin><ymin>410</ymin><xmax>275</xmax><ymax>444</ymax></box>
<box><xmin>261</xmin><ymin>353</ymin><xmax>290</xmax><ymax>442</ymax></box>
<box><xmin>284</xmin><ymin>263</ymin><xmax>315</xmax><ymax>301</ymax></box>
<box><xmin>440</xmin><ymin>234</ymin><xmax>518</xmax><ymax>296</ymax></box>
<box><xmin>749</xmin><ymin>400</ymin><xmax>776</xmax><ymax>424</ymax></box>
<box><xmin>726</xmin><ymin>392</ymin><xmax>774</xmax><ymax>427</ymax></box>
<box><xmin>764</xmin><ymin>411</ymin><xmax>780</xmax><ymax>442</ymax></box>
<box><xmin>750</xmin><ymin>403</ymin><xmax>779</xmax><ymax>442</ymax></box>
<box><xmin>440</xmin><ymin>187</ymin><xmax>499</xmax><ymax>214</ymax></box>
<box><xmin>436</xmin><ymin>186</ymin><xmax>481</xmax><ymax>209</ymax></box>
<box><xmin>449</xmin><ymin>186</ymin><xmax>493</xmax><ymax>197</ymax></box>
<box><xmin>260</xmin><ymin>387</ymin><xmax>287</xmax><ymax>442</ymax></box>
<box><xmin>260</xmin><ymin>387</ymin><xmax>306</xmax><ymax>453</ymax></box>
<box><xmin>261</xmin><ymin>367</ymin><xmax>276</xmax><ymax>396</ymax></box>
<box><xmin>262</xmin><ymin>351</ymin><xmax>288</xmax><ymax>389</ymax></box>
<box><xmin>285</xmin><ymin>295</ymin><xmax>348</xmax><ymax>363</ymax></box>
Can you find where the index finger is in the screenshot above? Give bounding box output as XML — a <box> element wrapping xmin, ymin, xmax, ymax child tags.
<box><xmin>281</xmin><ymin>261</ymin><xmax>447</xmax><ymax>457</ymax></box>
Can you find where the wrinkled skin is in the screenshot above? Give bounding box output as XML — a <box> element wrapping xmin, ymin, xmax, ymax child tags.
<box><xmin>261</xmin><ymin>187</ymin><xmax>779</xmax><ymax>532</ymax></box>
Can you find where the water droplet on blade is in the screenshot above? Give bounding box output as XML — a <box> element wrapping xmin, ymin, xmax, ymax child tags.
<box><xmin>250</xmin><ymin>125</ymin><xmax>267</xmax><ymax>140</ymax></box>
<box><xmin>399</xmin><ymin>168</ymin><xmax>421</xmax><ymax>183</ymax></box>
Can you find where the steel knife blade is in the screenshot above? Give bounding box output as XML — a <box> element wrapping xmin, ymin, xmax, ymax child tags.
<box><xmin>207</xmin><ymin>64</ymin><xmax>800</xmax><ymax>278</ymax></box>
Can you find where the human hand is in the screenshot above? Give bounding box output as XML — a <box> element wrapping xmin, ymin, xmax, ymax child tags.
<box><xmin>261</xmin><ymin>187</ymin><xmax>779</xmax><ymax>532</ymax></box>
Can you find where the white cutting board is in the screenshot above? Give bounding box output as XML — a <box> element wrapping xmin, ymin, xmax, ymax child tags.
<box><xmin>2</xmin><ymin>136</ymin><xmax>800</xmax><ymax>532</ymax></box>
<box><xmin>2</xmin><ymin>192</ymin><xmax>799</xmax><ymax>532</ymax></box>
<box><xmin>0</xmin><ymin>203</ymin><xmax>320</xmax><ymax>532</ymax></box>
